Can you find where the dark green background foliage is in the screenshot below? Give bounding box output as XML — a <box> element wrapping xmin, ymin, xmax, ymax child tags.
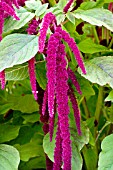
<box><xmin>1</xmin><ymin>0</ymin><xmax>113</xmax><ymax>169</ymax></box>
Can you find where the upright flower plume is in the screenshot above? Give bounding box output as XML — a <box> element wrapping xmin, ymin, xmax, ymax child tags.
<box><xmin>63</xmin><ymin>0</ymin><xmax>74</xmax><ymax>13</ymax></box>
<box><xmin>68</xmin><ymin>67</ymin><xmax>82</xmax><ymax>95</ymax></box>
<box><xmin>68</xmin><ymin>84</ymin><xmax>81</xmax><ymax>135</ymax></box>
<box><xmin>56</xmin><ymin>43</ymin><xmax>71</xmax><ymax>170</ymax></box>
<box><xmin>39</xmin><ymin>12</ymin><xmax>56</xmax><ymax>53</ymax></box>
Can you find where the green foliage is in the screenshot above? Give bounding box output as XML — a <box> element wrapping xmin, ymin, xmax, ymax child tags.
<box><xmin>0</xmin><ymin>0</ymin><xmax>113</xmax><ymax>169</ymax></box>
<box><xmin>0</xmin><ymin>144</ymin><xmax>20</xmax><ymax>170</ymax></box>
<box><xmin>98</xmin><ymin>134</ymin><xmax>113</xmax><ymax>170</ymax></box>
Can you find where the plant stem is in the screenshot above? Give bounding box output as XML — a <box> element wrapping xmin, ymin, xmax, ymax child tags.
<box><xmin>93</xmin><ymin>27</ymin><xmax>99</xmax><ymax>44</ymax></box>
<box><xmin>108</xmin><ymin>37</ymin><xmax>113</xmax><ymax>49</ymax></box>
<box><xmin>95</xmin><ymin>86</ymin><xmax>104</xmax><ymax>123</ymax></box>
<box><xmin>82</xmin><ymin>97</ymin><xmax>90</xmax><ymax>119</ymax></box>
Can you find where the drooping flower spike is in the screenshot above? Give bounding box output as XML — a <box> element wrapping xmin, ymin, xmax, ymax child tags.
<box><xmin>27</xmin><ymin>18</ymin><xmax>41</xmax><ymax>100</ymax></box>
<box><xmin>68</xmin><ymin>84</ymin><xmax>81</xmax><ymax>135</ymax></box>
<box><xmin>56</xmin><ymin>43</ymin><xmax>71</xmax><ymax>170</ymax></box>
<box><xmin>46</xmin><ymin>32</ymin><xmax>61</xmax><ymax>118</ymax></box>
<box><xmin>39</xmin><ymin>12</ymin><xmax>56</xmax><ymax>53</ymax></box>
<box><xmin>0</xmin><ymin>70</ymin><xmax>5</xmax><ymax>90</ymax></box>
<box><xmin>63</xmin><ymin>0</ymin><xmax>74</xmax><ymax>13</ymax></box>
<box><xmin>67</xmin><ymin>67</ymin><xmax>82</xmax><ymax>95</ymax></box>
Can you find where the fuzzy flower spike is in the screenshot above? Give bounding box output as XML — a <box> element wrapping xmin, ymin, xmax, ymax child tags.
<box><xmin>39</xmin><ymin>12</ymin><xmax>56</xmax><ymax>53</ymax></box>
<box><xmin>63</xmin><ymin>0</ymin><xmax>74</xmax><ymax>13</ymax></box>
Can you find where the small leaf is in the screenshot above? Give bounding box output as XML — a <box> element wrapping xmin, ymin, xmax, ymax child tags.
<box><xmin>6</xmin><ymin>65</ymin><xmax>28</xmax><ymax>80</ymax></box>
<box><xmin>66</xmin><ymin>12</ymin><xmax>75</xmax><ymax>24</ymax></box>
<box><xmin>98</xmin><ymin>134</ymin><xmax>113</xmax><ymax>170</ymax></box>
<box><xmin>79</xmin><ymin>56</ymin><xmax>113</xmax><ymax>88</ymax></box>
<box><xmin>4</xmin><ymin>7</ymin><xmax>35</xmax><ymax>33</ymax></box>
<box><xmin>0</xmin><ymin>34</ymin><xmax>38</xmax><ymax>72</ymax></box>
<box><xmin>56</xmin><ymin>13</ymin><xmax>65</xmax><ymax>25</ymax></box>
<box><xmin>0</xmin><ymin>124</ymin><xmax>20</xmax><ymax>143</ymax></box>
<box><xmin>25</xmin><ymin>0</ymin><xmax>42</xmax><ymax>10</ymax></box>
<box><xmin>0</xmin><ymin>144</ymin><xmax>20</xmax><ymax>170</ymax></box>
<box><xmin>78</xmin><ymin>38</ymin><xmax>108</xmax><ymax>54</ymax></box>
<box><xmin>22</xmin><ymin>112</ymin><xmax>40</xmax><ymax>124</ymax></box>
<box><xmin>35</xmin><ymin>3</ymin><xmax>49</xmax><ymax>17</ymax></box>
<box><xmin>105</xmin><ymin>90</ymin><xmax>113</xmax><ymax>102</ymax></box>
<box><xmin>57</xmin><ymin>0</ymin><xmax>67</xmax><ymax>10</ymax></box>
<box><xmin>73</xmin><ymin>8</ymin><xmax>113</xmax><ymax>32</ymax></box>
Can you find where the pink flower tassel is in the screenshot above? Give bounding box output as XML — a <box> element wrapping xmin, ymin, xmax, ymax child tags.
<box><xmin>68</xmin><ymin>85</ymin><xmax>81</xmax><ymax>135</ymax></box>
<box><xmin>46</xmin><ymin>33</ymin><xmax>61</xmax><ymax>118</ymax></box>
<box><xmin>67</xmin><ymin>67</ymin><xmax>82</xmax><ymax>95</ymax></box>
<box><xmin>42</xmin><ymin>85</ymin><xmax>48</xmax><ymax>116</ymax></box>
<box><xmin>28</xmin><ymin>57</ymin><xmax>38</xmax><ymax>100</ymax></box>
<box><xmin>53</xmin><ymin>121</ymin><xmax>62</xmax><ymax>170</ymax></box>
<box><xmin>57</xmin><ymin>27</ymin><xmax>86</xmax><ymax>74</ymax></box>
<box><xmin>2</xmin><ymin>2</ymin><xmax>19</xmax><ymax>20</ymax></box>
<box><xmin>39</xmin><ymin>12</ymin><xmax>56</xmax><ymax>53</ymax></box>
<box><xmin>63</xmin><ymin>0</ymin><xmax>74</xmax><ymax>13</ymax></box>
<box><xmin>0</xmin><ymin>70</ymin><xmax>5</xmax><ymax>90</ymax></box>
<box><xmin>49</xmin><ymin>114</ymin><xmax>55</xmax><ymax>142</ymax></box>
<box><xmin>56</xmin><ymin>43</ymin><xmax>71</xmax><ymax>170</ymax></box>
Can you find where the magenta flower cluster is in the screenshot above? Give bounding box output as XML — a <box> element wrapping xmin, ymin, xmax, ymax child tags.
<box><xmin>63</xmin><ymin>0</ymin><xmax>74</xmax><ymax>13</ymax></box>
<box><xmin>39</xmin><ymin>12</ymin><xmax>86</xmax><ymax>170</ymax></box>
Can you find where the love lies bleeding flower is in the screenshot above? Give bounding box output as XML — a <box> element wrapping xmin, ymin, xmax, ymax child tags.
<box><xmin>63</xmin><ymin>0</ymin><xmax>74</xmax><ymax>13</ymax></box>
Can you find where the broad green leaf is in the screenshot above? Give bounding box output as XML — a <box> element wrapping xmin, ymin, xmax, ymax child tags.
<box><xmin>98</xmin><ymin>134</ymin><xmax>113</xmax><ymax>170</ymax></box>
<box><xmin>19</xmin><ymin>156</ymin><xmax>46</xmax><ymax>170</ymax></box>
<box><xmin>8</xmin><ymin>94</ymin><xmax>39</xmax><ymax>113</ymax></box>
<box><xmin>35</xmin><ymin>3</ymin><xmax>49</xmax><ymax>16</ymax></box>
<box><xmin>0</xmin><ymin>124</ymin><xmax>20</xmax><ymax>143</ymax></box>
<box><xmin>79</xmin><ymin>1</ymin><xmax>96</xmax><ymax>10</ymax></box>
<box><xmin>6</xmin><ymin>65</ymin><xmax>28</xmax><ymax>80</ymax></box>
<box><xmin>0</xmin><ymin>144</ymin><xmax>20</xmax><ymax>170</ymax></box>
<box><xmin>66</xmin><ymin>12</ymin><xmax>75</xmax><ymax>24</ymax></box>
<box><xmin>78</xmin><ymin>38</ymin><xmax>108</xmax><ymax>54</ymax></box>
<box><xmin>43</xmin><ymin>123</ymin><xmax>89</xmax><ymax>170</ymax></box>
<box><xmin>105</xmin><ymin>90</ymin><xmax>113</xmax><ymax>102</ymax></box>
<box><xmin>36</xmin><ymin>61</ymin><xmax>47</xmax><ymax>90</ymax></box>
<box><xmin>0</xmin><ymin>34</ymin><xmax>38</xmax><ymax>72</ymax></box>
<box><xmin>4</xmin><ymin>7</ymin><xmax>35</xmax><ymax>33</ymax></box>
<box><xmin>22</xmin><ymin>112</ymin><xmax>40</xmax><ymax>124</ymax></box>
<box><xmin>73</xmin><ymin>8</ymin><xmax>113</xmax><ymax>32</ymax></box>
<box><xmin>25</xmin><ymin>0</ymin><xmax>42</xmax><ymax>10</ymax></box>
<box><xmin>83</xmin><ymin>147</ymin><xmax>97</xmax><ymax>170</ymax></box>
<box><xmin>15</xmin><ymin>142</ymin><xmax>44</xmax><ymax>162</ymax></box>
<box><xmin>79</xmin><ymin>56</ymin><xmax>113</xmax><ymax>88</ymax></box>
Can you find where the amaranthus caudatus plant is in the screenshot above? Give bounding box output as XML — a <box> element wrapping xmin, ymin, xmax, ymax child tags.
<box><xmin>38</xmin><ymin>12</ymin><xmax>86</xmax><ymax>170</ymax></box>
<box><xmin>1</xmin><ymin>0</ymin><xmax>113</xmax><ymax>170</ymax></box>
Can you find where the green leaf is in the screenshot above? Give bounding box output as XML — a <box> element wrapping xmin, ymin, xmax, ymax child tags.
<box><xmin>0</xmin><ymin>124</ymin><xmax>20</xmax><ymax>143</ymax></box>
<box><xmin>25</xmin><ymin>0</ymin><xmax>42</xmax><ymax>10</ymax></box>
<box><xmin>98</xmin><ymin>134</ymin><xmax>113</xmax><ymax>170</ymax></box>
<box><xmin>0</xmin><ymin>144</ymin><xmax>20</xmax><ymax>170</ymax></box>
<box><xmin>73</xmin><ymin>8</ymin><xmax>113</xmax><ymax>32</ymax></box>
<box><xmin>57</xmin><ymin>0</ymin><xmax>67</xmax><ymax>10</ymax></box>
<box><xmin>66</xmin><ymin>12</ymin><xmax>75</xmax><ymax>24</ymax></box>
<box><xmin>79</xmin><ymin>56</ymin><xmax>113</xmax><ymax>88</ymax></box>
<box><xmin>22</xmin><ymin>112</ymin><xmax>40</xmax><ymax>124</ymax></box>
<box><xmin>56</xmin><ymin>13</ymin><xmax>65</xmax><ymax>25</ymax></box>
<box><xmin>78</xmin><ymin>38</ymin><xmax>108</xmax><ymax>54</ymax></box>
<box><xmin>36</xmin><ymin>61</ymin><xmax>47</xmax><ymax>90</ymax></box>
<box><xmin>4</xmin><ymin>7</ymin><xmax>35</xmax><ymax>33</ymax></box>
<box><xmin>0</xmin><ymin>34</ymin><xmax>38</xmax><ymax>72</ymax></box>
<box><xmin>105</xmin><ymin>90</ymin><xmax>113</xmax><ymax>102</ymax></box>
<box><xmin>8</xmin><ymin>94</ymin><xmax>39</xmax><ymax>113</ymax></box>
<box><xmin>35</xmin><ymin>3</ymin><xmax>49</xmax><ymax>16</ymax></box>
<box><xmin>6</xmin><ymin>65</ymin><xmax>28</xmax><ymax>81</ymax></box>
<box><xmin>15</xmin><ymin>142</ymin><xmax>44</xmax><ymax>162</ymax></box>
